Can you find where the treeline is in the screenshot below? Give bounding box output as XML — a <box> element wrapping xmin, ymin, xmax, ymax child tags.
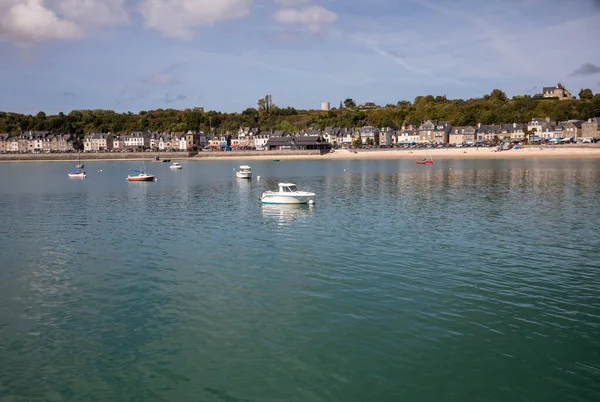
<box><xmin>1</xmin><ymin>90</ymin><xmax>599</xmax><ymax>136</ymax></box>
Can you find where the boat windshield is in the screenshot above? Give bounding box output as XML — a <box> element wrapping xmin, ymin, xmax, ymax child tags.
<box><xmin>283</xmin><ymin>185</ymin><xmax>297</xmax><ymax>192</ymax></box>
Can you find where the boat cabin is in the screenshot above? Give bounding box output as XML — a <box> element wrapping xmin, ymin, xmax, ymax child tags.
<box><xmin>279</xmin><ymin>183</ymin><xmax>298</xmax><ymax>192</ymax></box>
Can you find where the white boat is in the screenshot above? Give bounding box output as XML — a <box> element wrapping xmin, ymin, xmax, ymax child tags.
<box><xmin>127</xmin><ymin>162</ymin><xmax>156</xmax><ymax>182</ymax></box>
<box><xmin>236</xmin><ymin>165</ymin><xmax>252</xmax><ymax>179</ymax></box>
<box><xmin>68</xmin><ymin>170</ymin><xmax>86</xmax><ymax>178</ymax></box>
<box><xmin>127</xmin><ymin>172</ymin><xmax>155</xmax><ymax>182</ymax></box>
<box><xmin>261</xmin><ymin>183</ymin><xmax>315</xmax><ymax>204</ymax></box>
<box><xmin>169</xmin><ymin>162</ymin><xmax>182</xmax><ymax>169</ymax></box>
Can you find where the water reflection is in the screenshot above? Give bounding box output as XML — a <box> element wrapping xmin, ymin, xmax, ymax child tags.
<box><xmin>235</xmin><ymin>177</ymin><xmax>252</xmax><ymax>192</ymax></box>
<box><xmin>261</xmin><ymin>204</ymin><xmax>315</xmax><ymax>225</ymax></box>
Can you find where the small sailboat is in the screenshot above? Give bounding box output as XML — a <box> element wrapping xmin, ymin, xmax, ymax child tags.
<box><xmin>416</xmin><ymin>149</ymin><xmax>435</xmax><ymax>165</ymax></box>
<box><xmin>127</xmin><ymin>162</ymin><xmax>156</xmax><ymax>181</ymax></box>
<box><xmin>75</xmin><ymin>153</ymin><xmax>84</xmax><ymax>169</ymax></box>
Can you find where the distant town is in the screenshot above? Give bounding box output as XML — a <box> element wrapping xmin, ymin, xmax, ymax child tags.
<box><xmin>2</xmin><ymin>115</ymin><xmax>599</xmax><ymax>155</ymax></box>
<box><xmin>1</xmin><ymin>83</ymin><xmax>599</xmax><ymax>154</ymax></box>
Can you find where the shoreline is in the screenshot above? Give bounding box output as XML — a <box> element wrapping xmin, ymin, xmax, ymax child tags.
<box><xmin>2</xmin><ymin>146</ymin><xmax>600</xmax><ymax>162</ymax></box>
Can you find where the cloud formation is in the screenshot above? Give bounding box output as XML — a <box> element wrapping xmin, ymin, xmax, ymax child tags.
<box><xmin>0</xmin><ymin>0</ymin><xmax>129</xmax><ymax>45</ymax></box>
<box><xmin>273</xmin><ymin>5</ymin><xmax>337</xmax><ymax>32</ymax></box>
<box><xmin>273</xmin><ymin>0</ymin><xmax>315</xmax><ymax>5</ymax></box>
<box><xmin>147</xmin><ymin>72</ymin><xmax>177</xmax><ymax>86</ymax></box>
<box><xmin>51</xmin><ymin>0</ymin><xmax>128</xmax><ymax>26</ymax></box>
<box><xmin>0</xmin><ymin>0</ymin><xmax>81</xmax><ymax>44</ymax></box>
<box><xmin>138</xmin><ymin>0</ymin><xmax>252</xmax><ymax>40</ymax></box>
<box><xmin>570</xmin><ymin>62</ymin><xmax>600</xmax><ymax>76</ymax></box>
<box><xmin>121</xmin><ymin>86</ymin><xmax>151</xmax><ymax>100</ymax></box>
<box><xmin>163</xmin><ymin>93</ymin><xmax>187</xmax><ymax>103</ymax></box>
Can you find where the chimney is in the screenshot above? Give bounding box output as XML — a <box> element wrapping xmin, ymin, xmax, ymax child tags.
<box><xmin>478</xmin><ymin>123</ymin><xmax>481</xmax><ymax>128</ymax></box>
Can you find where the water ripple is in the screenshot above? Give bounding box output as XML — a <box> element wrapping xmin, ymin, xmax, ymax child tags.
<box><xmin>1</xmin><ymin>159</ymin><xmax>600</xmax><ymax>401</ymax></box>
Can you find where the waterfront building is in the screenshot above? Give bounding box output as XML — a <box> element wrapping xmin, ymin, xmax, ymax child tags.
<box><xmin>84</xmin><ymin>133</ymin><xmax>114</xmax><ymax>152</ymax></box>
<box><xmin>563</xmin><ymin>120</ymin><xmax>583</xmax><ymax>140</ymax></box>
<box><xmin>379</xmin><ymin>127</ymin><xmax>395</xmax><ymax>146</ymax></box>
<box><xmin>394</xmin><ymin>124</ymin><xmax>419</xmax><ymax>145</ymax></box>
<box><xmin>449</xmin><ymin>126</ymin><xmax>477</xmax><ymax>145</ymax></box>
<box><xmin>582</xmin><ymin>118</ymin><xmax>600</xmax><ymax>141</ymax></box>
<box><xmin>0</xmin><ymin>133</ymin><xmax>8</xmax><ymax>152</ymax></box>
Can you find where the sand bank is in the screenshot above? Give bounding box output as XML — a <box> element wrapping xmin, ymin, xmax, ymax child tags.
<box><xmin>2</xmin><ymin>146</ymin><xmax>600</xmax><ymax>163</ymax></box>
<box><xmin>191</xmin><ymin>146</ymin><xmax>600</xmax><ymax>161</ymax></box>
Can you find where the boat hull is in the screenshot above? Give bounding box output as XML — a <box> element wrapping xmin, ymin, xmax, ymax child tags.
<box><xmin>127</xmin><ymin>175</ymin><xmax>155</xmax><ymax>182</ymax></box>
<box><xmin>416</xmin><ymin>160</ymin><xmax>435</xmax><ymax>165</ymax></box>
<box><xmin>169</xmin><ymin>166</ymin><xmax>182</xmax><ymax>169</ymax></box>
<box><xmin>68</xmin><ymin>172</ymin><xmax>86</xmax><ymax>178</ymax></box>
<box><xmin>261</xmin><ymin>193</ymin><xmax>315</xmax><ymax>204</ymax></box>
<box><xmin>236</xmin><ymin>172</ymin><xmax>251</xmax><ymax>179</ymax></box>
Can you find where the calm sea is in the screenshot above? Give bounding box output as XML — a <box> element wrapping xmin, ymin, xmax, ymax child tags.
<box><xmin>1</xmin><ymin>158</ymin><xmax>599</xmax><ymax>401</ymax></box>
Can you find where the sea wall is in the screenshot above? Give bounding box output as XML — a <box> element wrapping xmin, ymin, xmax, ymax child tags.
<box><xmin>0</xmin><ymin>152</ymin><xmax>193</xmax><ymax>162</ymax></box>
<box><xmin>0</xmin><ymin>149</ymin><xmax>325</xmax><ymax>162</ymax></box>
<box><xmin>193</xmin><ymin>150</ymin><xmax>323</xmax><ymax>158</ymax></box>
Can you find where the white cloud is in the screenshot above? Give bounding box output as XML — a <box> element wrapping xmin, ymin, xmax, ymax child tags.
<box><xmin>273</xmin><ymin>5</ymin><xmax>337</xmax><ymax>32</ymax></box>
<box><xmin>163</xmin><ymin>93</ymin><xmax>187</xmax><ymax>103</ymax></box>
<box><xmin>147</xmin><ymin>72</ymin><xmax>176</xmax><ymax>86</ymax></box>
<box><xmin>0</xmin><ymin>0</ymin><xmax>129</xmax><ymax>45</ymax></box>
<box><xmin>138</xmin><ymin>0</ymin><xmax>252</xmax><ymax>40</ymax></box>
<box><xmin>121</xmin><ymin>86</ymin><xmax>151</xmax><ymax>100</ymax></box>
<box><xmin>0</xmin><ymin>0</ymin><xmax>81</xmax><ymax>44</ymax></box>
<box><xmin>50</xmin><ymin>0</ymin><xmax>129</xmax><ymax>26</ymax></box>
<box><xmin>273</xmin><ymin>0</ymin><xmax>315</xmax><ymax>5</ymax></box>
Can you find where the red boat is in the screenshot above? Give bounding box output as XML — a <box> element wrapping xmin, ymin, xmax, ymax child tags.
<box><xmin>417</xmin><ymin>149</ymin><xmax>435</xmax><ymax>165</ymax></box>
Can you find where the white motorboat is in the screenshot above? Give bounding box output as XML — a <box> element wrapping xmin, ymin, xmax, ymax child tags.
<box><xmin>261</xmin><ymin>183</ymin><xmax>315</xmax><ymax>204</ymax></box>
<box><xmin>169</xmin><ymin>162</ymin><xmax>182</xmax><ymax>169</ymax></box>
<box><xmin>68</xmin><ymin>170</ymin><xmax>86</xmax><ymax>178</ymax></box>
<box><xmin>236</xmin><ymin>165</ymin><xmax>252</xmax><ymax>179</ymax></box>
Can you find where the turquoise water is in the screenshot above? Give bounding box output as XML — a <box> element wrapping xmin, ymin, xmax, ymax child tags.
<box><xmin>1</xmin><ymin>158</ymin><xmax>600</xmax><ymax>401</ymax></box>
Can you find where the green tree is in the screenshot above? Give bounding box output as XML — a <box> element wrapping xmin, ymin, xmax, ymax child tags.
<box><xmin>522</xmin><ymin>127</ymin><xmax>531</xmax><ymax>144</ymax></box>
<box><xmin>579</xmin><ymin>88</ymin><xmax>594</xmax><ymax>100</ymax></box>
<box><xmin>488</xmin><ymin>89</ymin><xmax>508</xmax><ymax>102</ymax></box>
<box><xmin>344</xmin><ymin>98</ymin><xmax>356</xmax><ymax>108</ymax></box>
<box><xmin>275</xmin><ymin>120</ymin><xmax>297</xmax><ymax>133</ymax></box>
<box><xmin>352</xmin><ymin>137</ymin><xmax>362</xmax><ymax>148</ymax></box>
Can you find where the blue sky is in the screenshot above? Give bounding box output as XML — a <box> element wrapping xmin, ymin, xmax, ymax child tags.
<box><xmin>1</xmin><ymin>0</ymin><xmax>600</xmax><ymax>115</ymax></box>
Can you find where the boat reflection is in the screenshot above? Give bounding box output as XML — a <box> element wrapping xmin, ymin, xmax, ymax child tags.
<box><xmin>261</xmin><ymin>203</ymin><xmax>315</xmax><ymax>224</ymax></box>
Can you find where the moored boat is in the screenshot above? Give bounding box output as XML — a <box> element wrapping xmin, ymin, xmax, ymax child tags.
<box><xmin>169</xmin><ymin>162</ymin><xmax>182</xmax><ymax>169</ymax></box>
<box><xmin>261</xmin><ymin>183</ymin><xmax>315</xmax><ymax>204</ymax></box>
<box><xmin>127</xmin><ymin>165</ymin><xmax>156</xmax><ymax>181</ymax></box>
<box><xmin>127</xmin><ymin>173</ymin><xmax>156</xmax><ymax>181</ymax></box>
<box><xmin>417</xmin><ymin>149</ymin><xmax>435</xmax><ymax>165</ymax></box>
<box><xmin>235</xmin><ymin>165</ymin><xmax>252</xmax><ymax>179</ymax></box>
<box><xmin>68</xmin><ymin>170</ymin><xmax>86</xmax><ymax>178</ymax></box>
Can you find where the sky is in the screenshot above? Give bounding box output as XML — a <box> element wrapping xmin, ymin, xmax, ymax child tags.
<box><xmin>1</xmin><ymin>0</ymin><xmax>600</xmax><ymax>115</ymax></box>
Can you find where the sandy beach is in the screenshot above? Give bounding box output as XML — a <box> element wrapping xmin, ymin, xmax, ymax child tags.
<box><xmin>191</xmin><ymin>146</ymin><xmax>600</xmax><ymax>161</ymax></box>
<box><xmin>2</xmin><ymin>146</ymin><xmax>600</xmax><ymax>162</ymax></box>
